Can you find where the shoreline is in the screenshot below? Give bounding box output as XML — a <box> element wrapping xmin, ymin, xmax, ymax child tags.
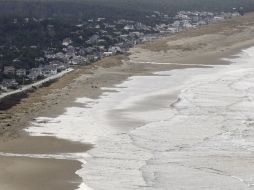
<box><xmin>1</xmin><ymin>12</ymin><xmax>254</xmax><ymax>190</ymax></box>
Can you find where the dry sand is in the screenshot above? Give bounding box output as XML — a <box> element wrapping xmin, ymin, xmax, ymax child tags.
<box><xmin>131</xmin><ymin>12</ymin><xmax>254</xmax><ymax>65</ymax></box>
<box><xmin>1</xmin><ymin>12</ymin><xmax>254</xmax><ymax>190</ymax></box>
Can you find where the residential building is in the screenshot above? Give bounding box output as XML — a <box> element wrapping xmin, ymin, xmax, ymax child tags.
<box><xmin>3</xmin><ymin>66</ymin><xmax>15</xmax><ymax>75</ymax></box>
<box><xmin>0</xmin><ymin>85</ymin><xmax>7</xmax><ymax>92</ymax></box>
<box><xmin>62</xmin><ymin>38</ymin><xmax>73</xmax><ymax>46</ymax></box>
<box><xmin>124</xmin><ymin>25</ymin><xmax>135</xmax><ymax>31</ymax></box>
<box><xmin>87</xmin><ymin>34</ymin><xmax>100</xmax><ymax>44</ymax></box>
<box><xmin>103</xmin><ymin>52</ymin><xmax>113</xmax><ymax>57</ymax></box>
<box><xmin>2</xmin><ymin>79</ymin><xmax>18</xmax><ymax>89</ymax></box>
<box><xmin>28</xmin><ymin>68</ymin><xmax>43</xmax><ymax>80</ymax></box>
<box><xmin>16</xmin><ymin>69</ymin><xmax>26</xmax><ymax>77</ymax></box>
<box><xmin>108</xmin><ymin>46</ymin><xmax>122</xmax><ymax>53</ymax></box>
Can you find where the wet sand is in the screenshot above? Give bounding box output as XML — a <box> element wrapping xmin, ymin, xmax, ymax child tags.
<box><xmin>1</xmin><ymin>12</ymin><xmax>254</xmax><ymax>190</ymax></box>
<box><xmin>0</xmin><ymin>136</ymin><xmax>92</xmax><ymax>154</ymax></box>
<box><xmin>0</xmin><ymin>156</ymin><xmax>82</xmax><ymax>190</ymax></box>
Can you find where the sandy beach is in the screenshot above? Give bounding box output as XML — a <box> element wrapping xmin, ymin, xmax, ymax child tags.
<box><xmin>0</xmin><ymin>156</ymin><xmax>82</xmax><ymax>190</ymax></box>
<box><xmin>1</xmin><ymin>12</ymin><xmax>254</xmax><ymax>190</ymax></box>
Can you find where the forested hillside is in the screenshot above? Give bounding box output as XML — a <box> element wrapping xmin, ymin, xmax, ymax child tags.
<box><xmin>0</xmin><ymin>0</ymin><xmax>253</xmax><ymax>21</ymax></box>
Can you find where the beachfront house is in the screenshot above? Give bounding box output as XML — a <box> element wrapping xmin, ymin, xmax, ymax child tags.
<box><xmin>108</xmin><ymin>46</ymin><xmax>122</xmax><ymax>54</ymax></box>
<box><xmin>182</xmin><ymin>20</ymin><xmax>193</xmax><ymax>28</ymax></box>
<box><xmin>172</xmin><ymin>21</ymin><xmax>181</xmax><ymax>32</ymax></box>
<box><xmin>42</xmin><ymin>65</ymin><xmax>58</xmax><ymax>76</ymax></box>
<box><xmin>28</xmin><ymin>68</ymin><xmax>43</xmax><ymax>80</ymax></box>
<box><xmin>69</xmin><ymin>56</ymin><xmax>88</xmax><ymax>65</ymax></box>
<box><xmin>213</xmin><ymin>16</ymin><xmax>224</xmax><ymax>22</ymax></box>
<box><xmin>0</xmin><ymin>85</ymin><xmax>7</xmax><ymax>92</ymax></box>
<box><xmin>2</xmin><ymin>79</ymin><xmax>19</xmax><ymax>89</ymax></box>
<box><xmin>51</xmin><ymin>60</ymin><xmax>69</xmax><ymax>71</ymax></box>
<box><xmin>103</xmin><ymin>52</ymin><xmax>113</xmax><ymax>57</ymax></box>
<box><xmin>167</xmin><ymin>27</ymin><xmax>178</xmax><ymax>34</ymax></box>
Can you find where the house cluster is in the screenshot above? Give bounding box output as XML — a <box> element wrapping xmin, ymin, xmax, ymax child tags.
<box><xmin>43</xmin><ymin>18</ymin><xmax>158</xmax><ymax>68</ymax></box>
<box><xmin>0</xmin><ymin>61</ymin><xmax>68</xmax><ymax>91</ymax></box>
<box><xmin>155</xmin><ymin>10</ymin><xmax>241</xmax><ymax>34</ymax></box>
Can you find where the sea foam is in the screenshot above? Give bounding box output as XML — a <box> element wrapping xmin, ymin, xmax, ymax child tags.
<box><xmin>23</xmin><ymin>46</ymin><xmax>254</xmax><ymax>189</ymax></box>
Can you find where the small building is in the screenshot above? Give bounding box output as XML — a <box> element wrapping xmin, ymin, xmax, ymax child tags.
<box><xmin>2</xmin><ymin>79</ymin><xmax>18</xmax><ymax>89</ymax></box>
<box><xmin>167</xmin><ymin>27</ymin><xmax>178</xmax><ymax>34</ymax></box>
<box><xmin>28</xmin><ymin>68</ymin><xmax>43</xmax><ymax>80</ymax></box>
<box><xmin>16</xmin><ymin>69</ymin><xmax>26</xmax><ymax>77</ymax></box>
<box><xmin>65</xmin><ymin>46</ymin><xmax>76</xmax><ymax>57</ymax></box>
<box><xmin>87</xmin><ymin>34</ymin><xmax>100</xmax><ymax>44</ymax></box>
<box><xmin>85</xmin><ymin>47</ymin><xmax>95</xmax><ymax>54</ymax></box>
<box><xmin>124</xmin><ymin>25</ymin><xmax>135</xmax><ymax>31</ymax></box>
<box><xmin>70</xmin><ymin>56</ymin><xmax>88</xmax><ymax>65</ymax></box>
<box><xmin>108</xmin><ymin>46</ymin><xmax>123</xmax><ymax>54</ymax></box>
<box><xmin>95</xmin><ymin>25</ymin><xmax>101</xmax><ymax>29</ymax></box>
<box><xmin>0</xmin><ymin>85</ymin><xmax>7</xmax><ymax>92</ymax></box>
<box><xmin>62</xmin><ymin>38</ymin><xmax>73</xmax><ymax>46</ymax></box>
<box><xmin>213</xmin><ymin>16</ymin><xmax>224</xmax><ymax>21</ymax></box>
<box><xmin>103</xmin><ymin>52</ymin><xmax>113</xmax><ymax>57</ymax></box>
<box><xmin>197</xmin><ymin>20</ymin><xmax>207</xmax><ymax>26</ymax></box>
<box><xmin>239</xmin><ymin>7</ymin><xmax>245</xmax><ymax>16</ymax></box>
<box><xmin>42</xmin><ymin>65</ymin><xmax>58</xmax><ymax>76</ymax></box>
<box><xmin>172</xmin><ymin>20</ymin><xmax>180</xmax><ymax>27</ymax></box>
<box><xmin>182</xmin><ymin>20</ymin><xmax>193</xmax><ymax>28</ymax></box>
<box><xmin>3</xmin><ymin>66</ymin><xmax>15</xmax><ymax>75</ymax></box>
<box><xmin>35</xmin><ymin>57</ymin><xmax>45</xmax><ymax>63</ymax></box>
<box><xmin>232</xmin><ymin>12</ymin><xmax>240</xmax><ymax>17</ymax></box>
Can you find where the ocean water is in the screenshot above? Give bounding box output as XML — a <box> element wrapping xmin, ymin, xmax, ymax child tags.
<box><xmin>17</xmin><ymin>46</ymin><xmax>254</xmax><ymax>189</ymax></box>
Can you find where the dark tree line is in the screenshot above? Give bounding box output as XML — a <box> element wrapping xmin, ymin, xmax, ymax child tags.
<box><xmin>0</xmin><ymin>0</ymin><xmax>252</xmax><ymax>22</ymax></box>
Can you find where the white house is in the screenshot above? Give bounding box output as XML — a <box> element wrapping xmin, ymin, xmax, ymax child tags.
<box><xmin>62</xmin><ymin>38</ymin><xmax>73</xmax><ymax>46</ymax></box>
<box><xmin>124</xmin><ymin>25</ymin><xmax>135</xmax><ymax>31</ymax></box>
<box><xmin>182</xmin><ymin>20</ymin><xmax>193</xmax><ymax>28</ymax></box>
<box><xmin>213</xmin><ymin>16</ymin><xmax>224</xmax><ymax>21</ymax></box>
<box><xmin>103</xmin><ymin>52</ymin><xmax>113</xmax><ymax>57</ymax></box>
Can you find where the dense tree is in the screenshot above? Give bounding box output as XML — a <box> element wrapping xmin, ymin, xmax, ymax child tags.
<box><xmin>0</xmin><ymin>0</ymin><xmax>252</xmax><ymax>22</ymax></box>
